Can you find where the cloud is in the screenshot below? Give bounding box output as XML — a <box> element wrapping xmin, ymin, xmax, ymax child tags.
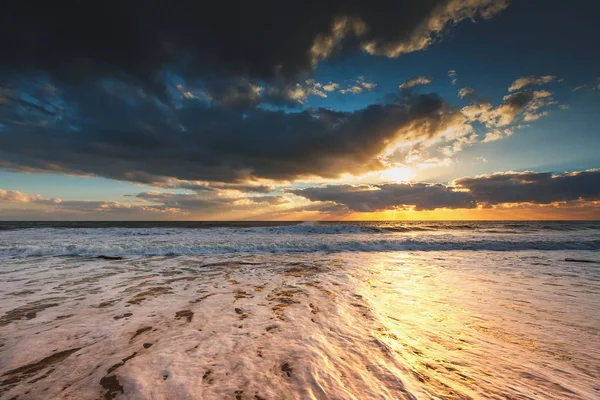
<box><xmin>360</xmin><ymin>81</ymin><xmax>378</xmax><ymax>90</ymax></box>
<box><xmin>462</xmin><ymin>90</ymin><xmax>556</xmax><ymax>129</ymax></box>
<box><xmin>523</xmin><ymin>110</ymin><xmax>549</xmax><ymax>121</ymax></box>
<box><xmin>453</xmin><ymin>170</ymin><xmax>600</xmax><ymax>205</ymax></box>
<box><xmin>120</xmin><ymin>175</ymin><xmax>277</xmax><ymax>194</ymax></box>
<box><xmin>197</xmin><ymin>80</ymin><xmax>263</xmax><ymax>108</ymax></box>
<box><xmin>457</xmin><ymin>87</ymin><xmax>490</xmax><ymax>105</ymax></box>
<box><xmin>339</xmin><ymin>86</ymin><xmax>364</xmax><ymax>95</ymax></box>
<box><xmin>322</xmin><ymin>82</ymin><xmax>340</xmax><ymax>92</ymax></box>
<box><xmin>0</xmin><ymin>0</ymin><xmax>508</xmax><ymax>98</ymax></box>
<box><xmin>0</xmin><ymin>189</ymin><xmax>58</xmax><ymax>204</ymax></box>
<box><xmin>448</xmin><ymin>70</ymin><xmax>458</xmax><ymax>86</ymax></box>
<box><xmin>572</xmin><ymin>77</ymin><xmax>600</xmax><ymax>92</ymax></box>
<box><xmin>278</xmin><ymin>80</ymin><xmax>329</xmax><ymax>104</ymax></box>
<box><xmin>194</xmin><ymin>77</ymin><xmax>374</xmax><ymax>107</ymax></box>
<box><xmin>290</xmin><ymin>183</ymin><xmax>476</xmax><ymax>211</ymax></box>
<box><xmin>508</xmin><ymin>75</ymin><xmax>556</xmax><ymax>92</ymax></box>
<box><xmin>484</xmin><ymin>91</ymin><xmax>535</xmax><ymax>127</ymax></box>
<box><xmin>0</xmin><ymin>188</ymin><xmax>178</xmax><ymax>218</ymax></box>
<box><xmin>458</xmin><ymin>87</ymin><xmax>474</xmax><ymax>98</ymax></box>
<box><xmin>186</xmin><ymin>78</ymin><xmax>349</xmax><ymax>108</ymax></box>
<box><xmin>360</xmin><ymin>0</ymin><xmax>508</xmax><ymax>57</ymax></box>
<box><xmin>292</xmin><ymin>170</ymin><xmax>600</xmax><ymax>211</ymax></box>
<box><xmin>0</xmin><ymin>81</ymin><xmax>466</xmax><ymax>184</ymax></box>
<box><xmin>285</xmin><ymin>201</ymin><xmax>349</xmax><ymax>215</ymax></box>
<box><xmin>440</xmin><ymin>134</ymin><xmax>478</xmax><ymax>156</ymax></box>
<box><xmin>482</xmin><ymin>128</ymin><xmax>513</xmax><ymax>142</ymax></box>
<box><xmin>5</xmin><ymin>170</ymin><xmax>599</xmax><ymax>219</ymax></box>
<box><xmin>399</xmin><ymin>76</ymin><xmax>433</xmax><ymax>90</ymax></box>
<box><xmin>0</xmin><ymin>70</ymin><xmax>562</xmax><ymax>191</ymax></box>
<box><xmin>339</xmin><ymin>77</ymin><xmax>377</xmax><ymax>94</ymax></box>
<box><xmin>0</xmin><ymin>187</ymin><xmax>291</xmax><ymax>220</ymax></box>
<box><xmin>135</xmin><ymin>191</ymin><xmax>288</xmax><ymax>210</ymax></box>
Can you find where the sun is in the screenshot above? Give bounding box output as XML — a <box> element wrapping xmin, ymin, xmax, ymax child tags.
<box><xmin>380</xmin><ymin>167</ymin><xmax>413</xmax><ymax>183</ymax></box>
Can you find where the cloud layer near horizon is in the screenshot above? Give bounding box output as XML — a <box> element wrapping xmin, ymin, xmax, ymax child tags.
<box><xmin>291</xmin><ymin>170</ymin><xmax>600</xmax><ymax>212</ymax></box>
<box><xmin>2</xmin><ymin>170</ymin><xmax>599</xmax><ymax>220</ymax></box>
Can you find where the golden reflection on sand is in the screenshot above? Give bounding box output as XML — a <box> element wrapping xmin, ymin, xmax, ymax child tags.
<box><xmin>0</xmin><ymin>251</ymin><xmax>598</xmax><ymax>399</ymax></box>
<box><xmin>358</xmin><ymin>252</ymin><xmax>599</xmax><ymax>399</ymax></box>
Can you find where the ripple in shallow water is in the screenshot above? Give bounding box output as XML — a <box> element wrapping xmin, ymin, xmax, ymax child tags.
<box><xmin>0</xmin><ymin>250</ymin><xmax>598</xmax><ymax>399</ymax></box>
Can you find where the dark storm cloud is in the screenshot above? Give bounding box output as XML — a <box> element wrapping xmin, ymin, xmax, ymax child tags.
<box><xmin>290</xmin><ymin>183</ymin><xmax>475</xmax><ymax>211</ymax></box>
<box><xmin>197</xmin><ymin>80</ymin><xmax>265</xmax><ymax>109</ymax></box>
<box><xmin>453</xmin><ymin>170</ymin><xmax>600</xmax><ymax>205</ymax></box>
<box><xmin>291</xmin><ymin>170</ymin><xmax>600</xmax><ymax>211</ymax></box>
<box><xmin>112</xmin><ymin>171</ymin><xmax>275</xmax><ymax>193</ymax></box>
<box><xmin>0</xmin><ymin>81</ymin><xmax>465</xmax><ymax>183</ymax></box>
<box><xmin>0</xmin><ymin>0</ymin><xmax>507</xmax><ymax>96</ymax></box>
<box><xmin>0</xmin><ymin>0</ymin><xmax>511</xmax><ymax>186</ymax></box>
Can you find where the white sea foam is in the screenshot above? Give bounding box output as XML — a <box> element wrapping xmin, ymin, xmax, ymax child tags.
<box><xmin>1</xmin><ymin>223</ymin><xmax>599</xmax><ymax>257</ymax></box>
<box><xmin>0</xmin><ymin>224</ymin><xmax>599</xmax><ymax>399</ymax></box>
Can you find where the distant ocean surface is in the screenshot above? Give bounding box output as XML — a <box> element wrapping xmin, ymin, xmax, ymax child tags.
<box><xmin>1</xmin><ymin>220</ymin><xmax>599</xmax><ymax>256</ymax></box>
<box><xmin>0</xmin><ymin>221</ymin><xmax>599</xmax><ymax>399</ymax></box>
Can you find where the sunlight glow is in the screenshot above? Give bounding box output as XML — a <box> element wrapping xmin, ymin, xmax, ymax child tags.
<box><xmin>380</xmin><ymin>167</ymin><xmax>413</xmax><ymax>183</ymax></box>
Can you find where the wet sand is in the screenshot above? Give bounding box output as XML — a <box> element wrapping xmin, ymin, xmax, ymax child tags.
<box><xmin>1</xmin><ymin>252</ymin><xmax>599</xmax><ymax>399</ymax></box>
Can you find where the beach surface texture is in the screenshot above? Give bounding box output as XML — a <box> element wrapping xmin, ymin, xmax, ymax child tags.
<box><xmin>0</xmin><ymin>221</ymin><xmax>599</xmax><ymax>399</ymax></box>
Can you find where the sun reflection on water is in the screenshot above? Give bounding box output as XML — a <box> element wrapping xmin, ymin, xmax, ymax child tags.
<box><xmin>0</xmin><ymin>249</ymin><xmax>598</xmax><ymax>399</ymax></box>
<box><xmin>350</xmin><ymin>252</ymin><xmax>600</xmax><ymax>399</ymax></box>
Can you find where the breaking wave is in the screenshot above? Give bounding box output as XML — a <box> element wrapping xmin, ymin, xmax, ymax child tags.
<box><xmin>2</xmin><ymin>238</ymin><xmax>599</xmax><ymax>257</ymax></box>
<box><xmin>1</xmin><ymin>221</ymin><xmax>599</xmax><ymax>257</ymax></box>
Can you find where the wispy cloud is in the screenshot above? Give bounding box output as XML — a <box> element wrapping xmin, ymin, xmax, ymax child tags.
<box><xmin>508</xmin><ymin>75</ymin><xmax>557</xmax><ymax>92</ymax></box>
<box><xmin>399</xmin><ymin>76</ymin><xmax>432</xmax><ymax>90</ymax></box>
<box><xmin>572</xmin><ymin>77</ymin><xmax>600</xmax><ymax>92</ymax></box>
<box><xmin>458</xmin><ymin>87</ymin><xmax>474</xmax><ymax>98</ymax></box>
<box><xmin>448</xmin><ymin>70</ymin><xmax>458</xmax><ymax>86</ymax></box>
<box><xmin>339</xmin><ymin>77</ymin><xmax>377</xmax><ymax>94</ymax></box>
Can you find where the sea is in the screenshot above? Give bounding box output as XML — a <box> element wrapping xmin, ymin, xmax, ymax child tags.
<box><xmin>0</xmin><ymin>221</ymin><xmax>598</xmax><ymax>399</ymax></box>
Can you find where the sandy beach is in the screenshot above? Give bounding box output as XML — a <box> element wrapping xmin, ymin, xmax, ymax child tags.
<box><xmin>1</xmin><ymin>222</ymin><xmax>599</xmax><ymax>399</ymax></box>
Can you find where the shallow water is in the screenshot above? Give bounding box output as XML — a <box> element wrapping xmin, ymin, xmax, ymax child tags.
<box><xmin>0</xmin><ymin>222</ymin><xmax>599</xmax><ymax>399</ymax></box>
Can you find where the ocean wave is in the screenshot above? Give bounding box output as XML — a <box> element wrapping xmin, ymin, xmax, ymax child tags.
<box><xmin>2</xmin><ymin>222</ymin><xmax>600</xmax><ymax>258</ymax></box>
<box><xmin>3</xmin><ymin>223</ymin><xmax>600</xmax><ymax>236</ymax></box>
<box><xmin>2</xmin><ymin>221</ymin><xmax>599</xmax><ymax>234</ymax></box>
<box><xmin>2</xmin><ymin>238</ymin><xmax>599</xmax><ymax>257</ymax></box>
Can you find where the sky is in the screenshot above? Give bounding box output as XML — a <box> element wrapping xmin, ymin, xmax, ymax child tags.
<box><xmin>1</xmin><ymin>0</ymin><xmax>599</xmax><ymax>220</ymax></box>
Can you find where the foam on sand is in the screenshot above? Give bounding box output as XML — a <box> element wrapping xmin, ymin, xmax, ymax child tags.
<box><xmin>1</xmin><ymin>249</ymin><xmax>599</xmax><ymax>399</ymax></box>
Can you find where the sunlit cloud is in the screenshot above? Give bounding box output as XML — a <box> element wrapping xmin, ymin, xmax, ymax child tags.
<box><xmin>508</xmin><ymin>75</ymin><xmax>557</xmax><ymax>92</ymax></box>
<box><xmin>399</xmin><ymin>76</ymin><xmax>432</xmax><ymax>90</ymax></box>
<box><xmin>339</xmin><ymin>77</ymin><xmax>378</xmax><ymax>94</ymax></box>
<box><xmin>291</xmin><ymin>169</ymin><xmax>600</xmax><ymax>214</ymax></box>
<box><xmin>458</xmin><ymin>87</ymin><xmax>474</xmax><ymax>98</ymax></box>
<box><xmin>361</xmin><ymin>0</ymin><xmax>508</xmax><ymax>57</ymax></box>
<box><xmin>483</xmin><ymin>128</ymin><xmax>513</xmax><ymax>143</ymax></box>
<box><xmin>3</xmin><ymin>169</ymin><xmax>599</xmax><ymax>220</ymax></box>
